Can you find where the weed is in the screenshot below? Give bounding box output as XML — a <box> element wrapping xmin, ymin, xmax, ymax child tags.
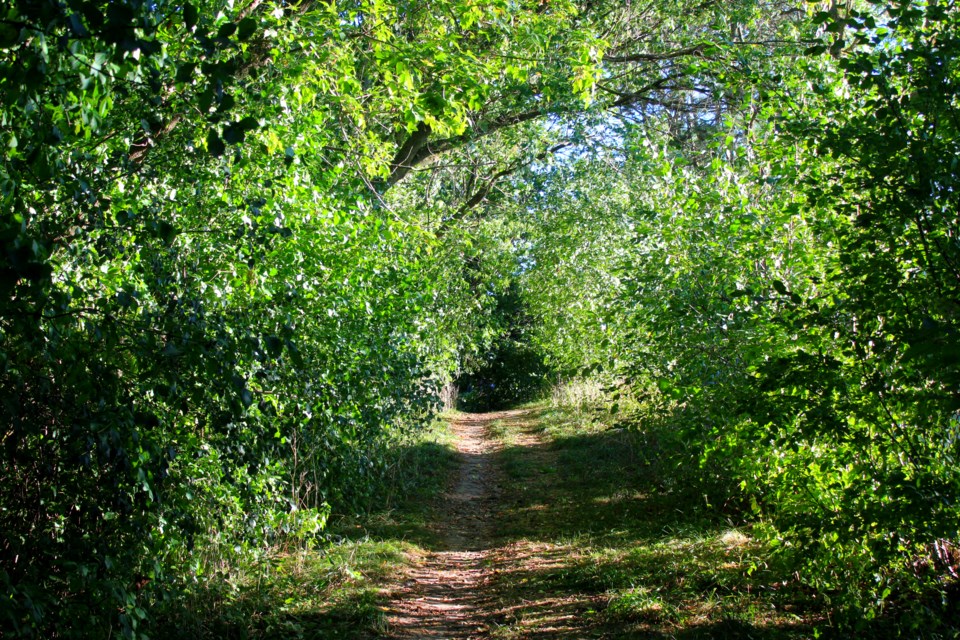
<box><xmin>151</xmin><ymin>419</ymin><xmax>459</xmax><ymax>639</ymax></box>
<box><xmin>485</xmin><ymin>402</ymin><xmax>815</xmax><ymax>639</ymax></box>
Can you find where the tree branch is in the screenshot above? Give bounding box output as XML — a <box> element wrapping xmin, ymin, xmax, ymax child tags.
<box><xmin>437</xmin><ymin>142</ymin><xmax>571</xmax><ymax>236</ymax></box>
<box><xmin>383</xmin><ymin>122</ymin><xmax>432</xmax><ymax>190</ymax></box>
<box><xmin>603</xmin><ymin>43</ymin><xmax>707</xmax><ymax>64</ymax></box>
<box><xmin>382</xmin><ymin>108</ymin><xmax>547</xmax><ymax>192</ymax></box>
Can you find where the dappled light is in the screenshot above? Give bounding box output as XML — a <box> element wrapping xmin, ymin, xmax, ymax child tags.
<box><xmin>3</xmin><ymin>0</ymin><xmax>960</xmax><ymax>637</ymax></box>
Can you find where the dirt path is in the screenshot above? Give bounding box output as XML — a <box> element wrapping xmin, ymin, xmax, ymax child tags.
<box><xmin>386</xmin><ymin>411</ymin><xmax>518</xmax><ymax>639</ymax></box>
<box><xmin>379</xmin><ymin>407</ymin><xmax>813</xmax><ymax>639</ymax></box>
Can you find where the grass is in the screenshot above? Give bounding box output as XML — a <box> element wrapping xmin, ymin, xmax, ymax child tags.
<box><xmin>484</xmin><ymin>402</ymin><xmax>819</xmax><ymax>639</ymax></box>
<box><xmin>152</xmin><ymin>415</ymin><xmax>460</xmax><ymax>639</ymax></box>
<box><xmin>149</xmin><ymin>401</ymin><xmax>956</xmax><ymax>639</ymax></box>
<box><xmin>150</xmin><ymin>403</ymin><xmax>829</xmax><ymax>639</ymax></box>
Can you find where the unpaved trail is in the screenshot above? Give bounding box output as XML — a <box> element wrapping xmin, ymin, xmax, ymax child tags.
<box><xmin>386</xmin><ymin>410</ymin><xmax>518</xmax><ymax>639</ymax></box>
<box><xmin>379</xmin><ymin>407</ymin><xmax>816</xmax><ymax>639</ymax></box>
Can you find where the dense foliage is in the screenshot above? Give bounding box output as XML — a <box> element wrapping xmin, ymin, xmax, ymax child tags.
<box><xmin>509</xmin><ymin>1</ymin><xmax>960</xmax><ymax>634</ymax></box>
<box><xmin>2</xmin><ymin>0</ymin><xmax>958</xmax><ymax>636</ymax></box>
<box><xmin>0</xmin><ymin>0</ymin><xmax>597</xmax><ymax>634</ymax></box>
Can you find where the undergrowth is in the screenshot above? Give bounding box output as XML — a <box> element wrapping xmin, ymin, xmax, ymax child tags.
<box><xmin>486</xmin><ymin>401</ymin><xmax>817</xmax><ymax>639</ymax></box>
<box><xmin>503</xmin><ymin>382</ymin><xmax>960</xmax><ymax>639</ymax></box>
<box><xmin>152</xmin><ymin>415</ymin><xmax>459</xmax><ymax>639</ymax></box>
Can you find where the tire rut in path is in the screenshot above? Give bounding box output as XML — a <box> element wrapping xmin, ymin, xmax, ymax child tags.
<box><xmin>386</xmin><ymin>410</ymin><xmax>516</xmax><ymax>639</ymax></box>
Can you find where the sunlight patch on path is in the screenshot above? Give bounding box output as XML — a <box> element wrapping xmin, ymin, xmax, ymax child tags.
<box><xmin>385</xmin><ymin>410</ymin><xmax>525</xmax><ymax>639</ymax></box>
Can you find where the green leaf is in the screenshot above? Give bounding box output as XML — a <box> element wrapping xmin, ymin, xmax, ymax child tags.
<box><xmin>223</xmin><ymin>123</ymin><xmax>245</xmax><ymax>145</ymax></box>
<box><xmin>68</xmin><ymin>13</ymin><xmax>88</xmax><ymax>37</ymax></box>
<box><xmin>265</xmin><ymin>335</ymin><xmax>283</xmax><ymax>357</ymax></box>
<box><xmin>155</xmin><ymin>221</ymin><xmax>178</xmax><ymax>244</ymax></box>
<box><xmin>175</xmin><ymin>63</ymin><xmax>197</xmax><ymax>84</ymax></box>
<box><xmin>183</xmin><ymin>3</ymin><xmax>199</xmax><ymax>29</ymax></box>
<box><xmin>237</xmin><ymin>17</ymin><xmax>257</xmax><ymax>41</ymax></box>
<box><xmin>20</xmin><ymin>262</ymin><xmax>53</xmax><ymax>281</ymax></box>
<box><xmin>0</xmin><ymin>23</ymin><xmax>18</xmax><ymax>49</ymax></box>
<box><xmin>218</xmin><ymin>22</ymin><xmax>237</xmax><ymax>39</ymax></box>
<box><xmin>223</xmin><ymin>117</ymin><xmax>258</xmax><ymax>144</ymax></box>
<box><xmin>207</xmin><ymin>129</ymin><xmax>225</xmax><ymax>156</ymax></box>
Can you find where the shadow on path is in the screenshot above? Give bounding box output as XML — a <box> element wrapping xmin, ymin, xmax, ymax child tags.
<box><xmin>384</xmin><ymin>407</ymin><xmax>814</xmax><ymax>639</ymax></box>
<box><xmin>385</xmin><ymin>410</ymin><xmax>516</xmax><ymax>639</ymax></box>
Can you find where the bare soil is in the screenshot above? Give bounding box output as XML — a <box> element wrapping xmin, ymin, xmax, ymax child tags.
<box><xmin>385</xmin><ymin>410</ymin><xmax>515</xmax><ymax>639</ymax></box>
